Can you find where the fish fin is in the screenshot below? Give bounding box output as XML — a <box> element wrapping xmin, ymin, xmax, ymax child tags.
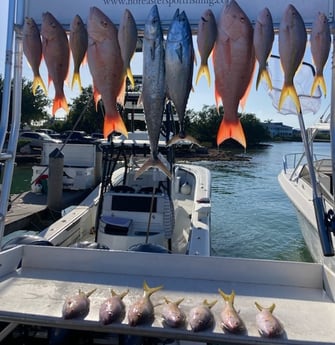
<box><xmin>71</xmin><ymin>72</ymin><xmax>82</xmax><ymax>92</ymax></box>
<box><xmin>176</xmin><ymin>42</ymin><xmax>183</xmax><ymax>63</ymax></box>
<box><xmin>278</xmin><ymin>84</ymin><xmax>301</xmax><ymax>114</ymax></box>
<box><xmin>311</xmin><ymin>75</ymin><xmax>326</xmax><ymax>97</ymax></box>
<box><xmin>167</xmin><ymin>134</ymin><xmax>200</xmax><ymax>147</ymax></box>
<box><xmin>256</xmin><ymin>68</ymin><xmax>272</xmax><ymax>91</ymax></box>
<box><xmin>143</xmin><ymin>281</ymin><xmax>164</xmax><ymax>297</ymax></box>
<box><xmin>135</xmin><ymin>157</ymin><xmax>172</xmax><ymax>180</ymax></box>
<box><xmin>255</xmin><ymin>302</ymin><xmax>276</xmax><ymax>313</ymax></box>
<box><xmin>218</xmin><ymin>289</ymin><xmax>235</xmax><ymax>304</ymax></box>
<box><xmin>86</xmin><ymin>288</ymin><xmax>97</xmax><ymax>298</ymax></box>
<box><xmin>33</xmin><ymin>75</ymin><xmax>47</xmax><ymax>96</ymax></box>
<box><xmin>93</xmin><ymin>86</ymin><xmax>101</xmax><ymax>111</ymax></box>
<box><xmin>52</xmin><ymin>94</ymin><xmax>69</xmax><ymax>115</ymax></box>
<box><xmin>126</xmin><ymin>67</ymin><xmax>135</xmax><ymax>89</ymax></box>
<box><xmin>217</xmin><ymin>118</ymin><xmax>246</xmax><ymax>148</ymax></box>
<box><xmin>103</xmin><ymin>111</ymin><xmax>128</xmax><ymax>138</ymax></box>
<box><xmin>196</xmin><ymin>64</ymin><xmax>211</xmax><ymax>87</ymax></box>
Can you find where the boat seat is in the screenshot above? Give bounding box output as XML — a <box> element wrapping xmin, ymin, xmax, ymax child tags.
<box><xmin>139</xmin><ymin>186</ymin><xmax>163</xmax><ymax>194</ymax></box>
<box><xmin>100</xmin><ymin>215</ymin><xmax>133</xmax><ymax>235</ymax></box>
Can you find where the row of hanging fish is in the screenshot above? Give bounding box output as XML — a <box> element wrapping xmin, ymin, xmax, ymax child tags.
<box><xmin>23</xmin><ymin>1</ymin><xmax>331</xmax><ymax>151</ymax></box>
<box><xmin>62</xmin><ymin>282</ymin><xmax>284</xmax><ymax>338</ymax></box>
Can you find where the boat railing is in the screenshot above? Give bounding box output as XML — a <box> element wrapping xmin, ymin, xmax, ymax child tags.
<box><xmin>283</xmin><ymin>152</ymin><xmax>330</xmax><ymax>180</ymax></box>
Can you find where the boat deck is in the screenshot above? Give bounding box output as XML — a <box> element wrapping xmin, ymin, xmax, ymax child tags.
<box><xmin>0</xmin><ymin>245</ymin><xmax>334</xmax><ymax>345</ymax></box>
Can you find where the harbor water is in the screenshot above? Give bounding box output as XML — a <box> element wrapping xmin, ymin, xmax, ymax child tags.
<box><xmin>11</xmin><ymin>141</ymin><xmax>330</xmax><ymax>262</ymax></box>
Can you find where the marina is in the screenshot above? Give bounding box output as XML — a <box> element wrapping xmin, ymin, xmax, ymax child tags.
<box><xmin>0</xmin><ymin>0</ymin><xmax>335</xmax><ymax>344</ymax></box>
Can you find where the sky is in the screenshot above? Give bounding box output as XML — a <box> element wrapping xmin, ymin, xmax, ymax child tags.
<box><xmin>0</xmin><ymin>0</ymin><xmax>332</xmax><ymax>130</ymax></box>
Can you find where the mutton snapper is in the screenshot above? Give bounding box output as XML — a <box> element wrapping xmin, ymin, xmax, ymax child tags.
<box><xmin>62</xmin><ymin>288</ymin><xmax>96</xmax><ymax>319</ymax></box>
<box><xmin>218</xmin><ymin>289</ymin><xmax>245</xmax><ymax>333</ymax></box>
<box><xmin>255</xmin><ymin>302</ymin><xmax>284</xmax><ymax>337</ymax></box>
<box><xmin>41</xmin><ymin>11</ymin><xmax>70</xmax><ymax>115</ymax></box>
<box><xmin>213</xmin><ymin>0</ymin><xmax>255</xmax><ymax>149</ymax></box>
<box><xmin>278</xmin><ymin>4</ymin><xmax>307</xmax><ymax>114</ymax></box>
<box><xmin>87</xmin><ymin>6</ymin><xmax>127</xmax><ymax>138</ymax></box>
<box><xmin>23</xmin><ymin>17</ymin><xmax>47</xmax><ymax>96</ymax></box>
<box><xmin>165</xmin><ymin>10</ymin><xmax>199</xmax><ymax>147</ymax></box>
<box><xmin>310</xmin><ymin>12</ymin><xmax>331</xmax><ymax>97</ymax></box>
<box><xmin>69</xmin><ymin>14</ymin><xmax>88</xmax><ymax>92</ymax></box>
<box><xmin>136</xmin><ymin>5</ymin><xmax>171</xmax><ymax>179</ymax></box>
<box><xmin>99</xmin><ymin>289</ymin><xmax>129</xmax><ymax>325</ymax></box>
<box><xmin>253</xmin><ymin>7</ymin><xmax>274</xmax><ymax>91</ymax></box>
<box><xmin>128</xmin><ymin>281</ymin><xmax>163</xmax><ymax>326</ymax></box>
<box><xmin>118</xmin><ymin>9</ymin><xmax>138</xmax><ymax>89</ymax></box>
<box><xmin>196</xmin><ymin>9</ymin><xmax>217</xmax><ymax>87</ymax></box>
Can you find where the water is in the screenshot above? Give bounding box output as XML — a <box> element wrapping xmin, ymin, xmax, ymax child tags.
<box><xmin>11</xmin><ymin>142</ymin><xmax>330</xmax><ymax>262</ymax></box>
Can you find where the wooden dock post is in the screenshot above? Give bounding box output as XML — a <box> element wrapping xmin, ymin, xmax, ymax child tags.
<box><xmin>47</xmin><ymin>148</ymin><xmax>64</xmax><ymax>214</ymax></box>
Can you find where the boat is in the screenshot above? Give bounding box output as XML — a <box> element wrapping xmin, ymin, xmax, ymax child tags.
<box><xmin>278</xmin><ymin>117</ymin><xmax>335</xmax><ymax>271</ymax></box>
<box><xmin>0</xmin><ymin>1</ymin><xmax>335</xmax><ymax>344</ymax></box>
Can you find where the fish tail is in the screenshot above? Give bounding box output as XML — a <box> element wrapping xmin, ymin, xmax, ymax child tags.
<box><xmin>311</xmin><ymin>74</ymin><xmax>327</xmax><ymax>97</ymax></box>
<box><xmin>111</xmin><ymin>288</ymin><xmax>129</xmax><ymax>299</ymax></box>
<box><xmin>256</xmin><ymin>68</ymin><xmax>272</xmax><ymax>91</ymax></box>
<box><xmin>195</xmin><ymin>64</ymin><xmax>211</xmax><ymax>87</ymax></box>
<box><xmin>86</xmin><ymin>288</ymin><xmax>97</xmax><ymax>298</ymax></box>
<box><xmin>143</xmin><ymin>281</ymin><xmax>164</xmax><ymax>297</ymax></box>
<box><xmin>52</xmin><ymin>94</ymin><xmax>69</xmax><ymax>115</ymax></box>
<box><xmin>217</xmin><ymin>118</ymin><xmax>247</xmax><ymax>149</ymax></box>
<box><xmin>255</xmin><ymin>302</ymin><xmax>276</xmax><ymax>313</ymax></box>
<box><xmin>126</xmin><ymin>67</ymin><xmax>135</xmax><ymax>89</ymax></box>
<box><xmin>33</xmin><ymin>75</ymin><xmax>47</xmax><ymax>96</ymax></box>
<box><xmin>218</xmin><ymin>289</ymin><xmax>235</xmax><ymax>304</ymax></box>
<box><xmin>167</xmin><ymin>134</ymin><xmax>200</xmax><ymax>147</ymax></box>
<box><xmin>203</xmin><ymin>299</ymin><xmax>217</xmax><ymax>309</ymax></box>
<box><xmin>135</xmin><ymin>157</ymin><xmax>172</xmax><ymax>180</ymax></box>
<box><xmin>103</xmin><ymin>111</ymin><xmax>128</xmax><ymax>138</ymax></box>
<box><xmin>278</xmin><ymin>84</ymin><xmax>301</xmax><ymax>114</ymax></box>
<box><xmin>71</xmin><ymin>71</ymin><xmax>82</xmax><ymax>92</ymax></box>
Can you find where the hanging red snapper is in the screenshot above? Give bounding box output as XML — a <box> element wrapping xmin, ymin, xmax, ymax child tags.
<box><xmin>278</xmin><ymin>4</ymin><xmax>306</xmax><ymax>114</ymax></box>
<box><xmin>23</xmin><ymin>17</ymin><xmax>47</xmax><ymax>96</ymax></box>
<box><xmin>196</xmin><ymin>9</ymin><xmax>217</xmax><ymax>86</ymax></box>
<box><xmin>87</xmin><ymin>6</ymin><xmax>127</xmax><ymax>138</ymax></box>
<box><xmin>310</xmin><ymin>12</ymin><xmax>331</xmax><ymax>97</ymax></box>
<box><xmin>253</xmin><ymin>7</ymin><xmax>274</xmax><ymax>91</ymax></box>
<box><xmin>118</xmin><ymin>9</ymin><xmax>138</xmax><ymax>89</ymax></box>
<box><xmin>213</xmin><ymin>0</ymin><xmax>255</xmax><ymax>148</ymax></box>
<box><xmin>69</xmin><ymin>14</ymin><xmax>88</xmax><ymax>92</ymax></box>
<box><xmin>41</xmin><ymin>11</ymin><xmax>70</xmax><ymax>115</ymax></box>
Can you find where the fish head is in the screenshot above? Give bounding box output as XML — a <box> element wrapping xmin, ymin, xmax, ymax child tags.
<box><xmin>88</xmin><ymin>7</ymin><xmax>117</xmax><ymax>42</ymax></box>
<box><xmin>23</xmin><ymin>17</ymin><xmax>38</xmax><ymax>35</ymax></box>
<box><xmin>219</xmin><ymin>0</ymin><xmax>252</xmax><ymax>41</ymax></box>
<box><xmin>41</xmin><ymin>12</ymin><xmax>59</xmax><ymax>40</ymax></box>
<box><xmin>256</xmin><ymin>7</ymin><xmax>272</xmax><ymax>26</ymax></box>
<box><xmin>144</xmin><ymin>5</ymin><xmax>162</xmax><ymax>40</ymax></box>
<box><xmin>71</xmin><ymin>14</ymin><xmax>85</xmax><ymax>33</ymax></box>
<box><xmin>282</xmin><ymin>4</ymin><xmax>303</xmax><ymax>28</ymax></box>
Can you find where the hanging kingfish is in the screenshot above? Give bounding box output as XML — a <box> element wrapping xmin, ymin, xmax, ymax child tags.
<box><xmin>135</xmin><ymin>5</ymin><xmax>171</xmax><ymax>179</ymax></box>
<box><xmin>253</xmin><ymin>7</ymin><xmax>274</xmax><ymax>91</ymax></box>
<box><xmin>278</xmin><ymin>4</ymin><xmax>307</xmax><ymax>114</ymax></box>
<box><xmin>23</xmin><ymin>17</ymin><xmax>47</xmax><ymax>96</ymax></box>
<box><xmin>310</xmin><ymin>12</ymin><xmax>331</xmax><ymax>97</ymax></box>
